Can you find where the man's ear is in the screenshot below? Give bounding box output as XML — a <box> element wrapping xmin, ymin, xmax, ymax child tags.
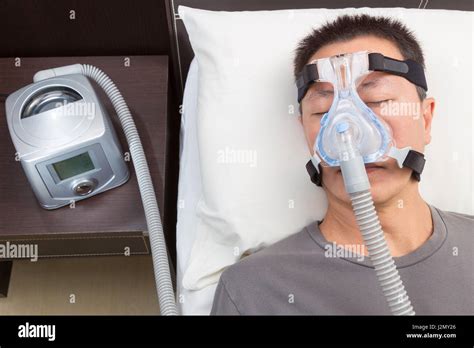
<box><xmin>422</xmin><ymin>97</ymin><xmax>435</xmax><ymax>145</ymax></box>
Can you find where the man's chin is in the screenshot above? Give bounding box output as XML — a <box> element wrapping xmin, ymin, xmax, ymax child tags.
<box><xmin>369</xmin><ymin>178</ymin><xmax>395</xmax><ymax>204</ymax></box>
<box><xmin>367</xmin><ymin>167</ymin><xmax>390</xmax><ymax>185</ymax></box>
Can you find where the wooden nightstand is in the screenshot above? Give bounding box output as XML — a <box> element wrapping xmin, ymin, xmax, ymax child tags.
<box><xmin>0</xmin><ymin>56</ymin><xmax>172</xmax><ymax>296</ymax></box>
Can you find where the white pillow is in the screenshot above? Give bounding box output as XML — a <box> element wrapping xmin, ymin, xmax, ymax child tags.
<box><xmin>177</xmin><ymin>58</ymin><xmax>219</xmax><ymax>314</ymax></box>
<box><xmin>178</xmin><ymin>6</ymin><xmax>473</xmax><ymax>294</ymax></box>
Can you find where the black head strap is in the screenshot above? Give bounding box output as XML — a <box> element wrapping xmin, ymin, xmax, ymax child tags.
<box><xmin>368</xmin><ymin>53</ymin><xmax>427</xmax><ymax>92</ymax></box>
<box><xmin>402</xmin><ymin>150</ymin><xmax>426</xmax><ymax>182</ymax></box>
<box><xmin>296</xmin><ymin>53</ymin><xmax>428</xmax><ymax>103</ymax></box>
<box><xmin>305</xmin><ymin>150</ymin><xmax>426</xmax><ymax>187</ymax></box>
<box><xmin>296</xmin><ymin>64</ymin><xmax>318</xmax><ymax>103</ymax></box>
<box><xmin>305</xmin><ymin>159</ymin><xmax>323</xmax><ymax>187</ymax></box>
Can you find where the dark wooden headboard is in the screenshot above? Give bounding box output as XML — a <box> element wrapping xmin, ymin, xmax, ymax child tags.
<box><xmin>166</xmin><ymin>0</ymin><xmax>473</xmax><ymax>100</ymax></box>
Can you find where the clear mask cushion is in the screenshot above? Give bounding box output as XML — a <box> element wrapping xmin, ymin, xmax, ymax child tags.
<box><xmin>315</xmin><ymin>87</ymin><xmax>392</xmax><ymax>167</ymax></box>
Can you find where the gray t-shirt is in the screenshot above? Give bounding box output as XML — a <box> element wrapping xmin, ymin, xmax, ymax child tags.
<box><xmin>211</xmin><ymin>205</ymin><xmax>473</xmax><ymax>315</ymax></box>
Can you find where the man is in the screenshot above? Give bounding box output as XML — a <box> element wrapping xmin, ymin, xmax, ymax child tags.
<box><xmin>211</xmin><ymin>14</ymin><xmax>473</xmax><ymax>315</ymax></box>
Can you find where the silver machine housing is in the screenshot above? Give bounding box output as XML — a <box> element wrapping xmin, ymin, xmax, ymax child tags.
<box><xmin>5</xmin><ymin>74</ymin><xmax>129</xmax><ymax>209</ymax></box>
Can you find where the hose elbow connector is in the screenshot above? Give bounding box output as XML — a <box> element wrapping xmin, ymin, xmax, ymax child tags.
<box><xmin>336</xmin><ymin>122</ymin><xmax>370</xmax><ymax>194</ymax></box>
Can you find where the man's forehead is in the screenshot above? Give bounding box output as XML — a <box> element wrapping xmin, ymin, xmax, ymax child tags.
<box><xmin>304</xmin><ymin>72</ymin><xmax>403</xmax><ymax>100</ymax></box>
<box><xmin>308</xmin><ymin>36</ymin><xmax>404</xmax><ymax>62</ymax></box>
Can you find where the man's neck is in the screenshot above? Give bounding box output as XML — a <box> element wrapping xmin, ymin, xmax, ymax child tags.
<box><xmin>319</xmin><ymin>183</ymin><xmax>433</xmax><ymax>257</ymax></box>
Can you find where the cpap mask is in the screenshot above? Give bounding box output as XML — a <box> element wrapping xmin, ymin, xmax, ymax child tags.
<box><xmin>297</xmin><ymin>51</ymin><xmax>427</xmax><ymax>187</ymax></box>
<box><xmin>296</xmin><ymin>51</ymin><xmax>429</xmax><ymax>315</ymax></box>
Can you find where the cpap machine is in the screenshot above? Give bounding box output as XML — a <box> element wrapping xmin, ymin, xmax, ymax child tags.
<box><xmin>5</xmin><ymin>64</ymin><xmax>178</xmax><ymax>315</ymax></box>
<box><xmin>5</xmin><ymin>73</ymin><xmax>129</xmax><ymax>209</ymax></box>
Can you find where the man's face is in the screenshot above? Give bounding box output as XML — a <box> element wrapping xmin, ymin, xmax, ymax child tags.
<box><xmin>300</xmin><ymin>35</ymin><xmax>435</xmax><ymax>205</ymax></box>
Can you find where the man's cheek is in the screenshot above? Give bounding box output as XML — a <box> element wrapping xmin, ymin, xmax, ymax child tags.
<box><xmin>389</xmin><ymin>117</ymin><xmax>423</xmax><ymax>150</ymax></box>
<box><xmin>322</xmin><ymin>166</ymin><xmax>343</xmax><ymax>186</ymax></box>
<box><xmin>307</xmin><ymin>129</ymin><xmax>319</xmax><ymax>155</ymax></box>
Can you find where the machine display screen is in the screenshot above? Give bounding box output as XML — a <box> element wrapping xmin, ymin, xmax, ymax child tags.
<box><xmin>52</xmin><ymin>152</ymin><xmax>95</xmax><ymax>180</ymax></box>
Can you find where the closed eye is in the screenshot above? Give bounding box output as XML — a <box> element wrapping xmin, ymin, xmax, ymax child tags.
<box><xmin>366</xmin><ymin>99</ymin><xmax>390</xmax><ymax>107</ymax></box>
